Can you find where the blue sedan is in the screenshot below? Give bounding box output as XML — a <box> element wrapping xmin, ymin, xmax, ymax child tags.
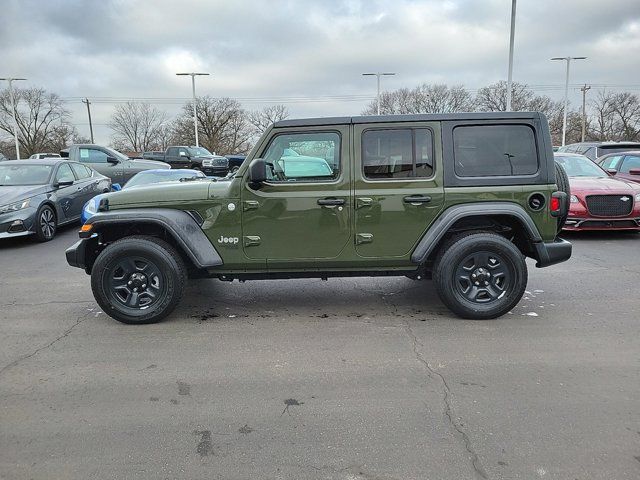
<box><xmin>81</xmin><ymin>168</ymin><xmax>205</xmax><ymax>223</ymax></box>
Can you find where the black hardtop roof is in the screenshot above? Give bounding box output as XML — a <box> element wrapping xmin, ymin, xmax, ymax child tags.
<box><xmin>274</xmin><ymin>111</ymin><xmax>544</xmax><ymax>128</ymax></box>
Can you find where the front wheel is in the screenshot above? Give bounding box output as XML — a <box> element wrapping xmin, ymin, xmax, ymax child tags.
<box><xmin>91</xmin><ymin>236</ymin><xmax>187</xmax><ymax>324</ymax></box>
<box><xmin>34</xmin><ymin>204</ymin><xmax>57</xmax><ymax>242</ymax></box>
<box><xmin>433</xmin><ymin>233</ymin><xmax>527</xmax><ymax>319</ymax></box>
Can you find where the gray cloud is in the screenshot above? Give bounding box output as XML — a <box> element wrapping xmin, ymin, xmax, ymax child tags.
<box><xmin>1</xmin><ymin>0</ymin><xmax>639</xmax><ymax>143</ymax></box>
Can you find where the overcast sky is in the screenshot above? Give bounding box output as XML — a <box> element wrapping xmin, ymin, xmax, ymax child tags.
<box><xmin>2</xmin><ymin>0</ymin><xmax>639</xmax><ymax>144</ymax></box>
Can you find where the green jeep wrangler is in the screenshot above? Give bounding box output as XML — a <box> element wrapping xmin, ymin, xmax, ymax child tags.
<box><xmin>66</xmin><ymin>112</ymin><xmax>571</xmax><ymax>324</ymax></box>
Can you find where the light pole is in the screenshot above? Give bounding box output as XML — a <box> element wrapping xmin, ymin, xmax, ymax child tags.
<box><xmin>580</xmin><ymin>84</ymin><xmax>591</xmax><ymax>142</ymax></box>
<box><xmin>362</xmin><ymin>72</ymin><xmax>396</xmax><ymax>115</ymax></box>
<box><xmin>176</xmin><ymin>72</ymin><xmax>209</xmax><ymax>147</ymax></box>
<box><xmin>551</xmin><ymin>56</ymin><xmax>586</xmax><ymax>146</ymax></box>
<box><xmin>0</xmin><ymin>77</ymin><xmax>27</xmax><ymax>159</ymax></box>
<box><xmin>506</xmin><ymin>0</ymin><xmax>517</xmax><ymax>111</ymax></box>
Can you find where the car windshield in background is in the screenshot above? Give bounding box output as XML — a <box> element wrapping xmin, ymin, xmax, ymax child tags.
<box><xmin>188</xmin><ymin>147</ymin><xmax>212</xmax><ymax>156</ymax></box>
<box><xmin>124</xmin><ymin>170</ymin><xmax>205</xmax><ymax>188</ymax></box>
<box><xmin>0</xmin><ymin>164</ymin><xmax>54</xmax><ymax>185</ymax></box>
<box><xmin>555</xmin><ymin>155</ymin><xmax>607</xmax><ymax>177</ymax></box>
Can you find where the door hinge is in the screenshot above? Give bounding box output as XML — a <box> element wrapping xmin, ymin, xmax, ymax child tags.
<box><xmin>356</xmin><ymin>197</ymin><xmax>373</xmax><ymax>209</ymax></box>
<box><xmin>355</xmin><ymin>233</ymin><xmax>374</xmax><ymax>245</ymax></box>
<box><xmin>243</xmin><ymin>235</ymin><xmax>261</xmax><ymax>247</ymax></box>
<box><xmin>243</xmin><ymin>200</ymin><xmax>260</xmax><ymax>211</ymax></box>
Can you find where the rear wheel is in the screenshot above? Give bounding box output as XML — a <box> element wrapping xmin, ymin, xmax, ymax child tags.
<box><xmin>34</xmin><ymin>205</ymin><xmax>57</xmax><ymax>242</ymax></box>
<box><xmin>554</xmin><ymin>162</ymin><xmax>571</xmax><ymax>233</ymax></box>
<box><xmin>433</xmin><ymin>233</ymin><xmax>527</xmax><ymax>319</ymax></box>
<box><xmin>91</xmin><ymin>236</ymin><xmax>187</xmax><ymax>324</ymax></box>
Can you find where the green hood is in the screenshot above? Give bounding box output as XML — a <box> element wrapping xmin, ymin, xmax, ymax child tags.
<box><xmin>107</xmin><ymin>180</ymin><xmax>234</xmax><ymax>209</ymax></box>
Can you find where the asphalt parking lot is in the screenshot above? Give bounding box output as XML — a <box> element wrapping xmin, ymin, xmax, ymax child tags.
<box><xmin>1</xmin><ymin>227</ymin><xmax>639</xmax><ymax>480</ymax></box>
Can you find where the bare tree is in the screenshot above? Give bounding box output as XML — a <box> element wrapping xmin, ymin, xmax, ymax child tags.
<box><xmin>363</xmin><ymin>84</ymin><xmax>475</xmax><ymax>115</ymax></box>
<box><xmin>248</xmin><ymin>105</ymin><xmax>289</xmax><ymax>137</ymax></box>
<box><xmin>589</xmin><ymin>90</ymin><xmax>640</xmax><ymax>141</ymax></box>
<box><xmin>0</xmin><ymin>87</ymin><xmax>72</xmax><ymax>157</ymax></box>
<box><xmin>108</xmin><ymin>102</ymin><xmax>167</xmax><ymax>152</ymax></box>
<box><xmin>172</xmin><ymin>96</ymin><xmax>253</xmax><ymax>154</ymax></box>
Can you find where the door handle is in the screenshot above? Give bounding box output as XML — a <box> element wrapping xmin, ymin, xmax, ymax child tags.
<box><xmin>317</xmin><ymin>198</ymin><xmax>345</xmax><ymax>206</ymax></box>
<box><xmin>403</xmin><ymin>195</ymin><xmax>432</xmax><ymax>204</ymax></box>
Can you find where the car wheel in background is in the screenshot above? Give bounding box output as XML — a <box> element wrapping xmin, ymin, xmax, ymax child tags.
<box><xmin>34</xmin><ymin>204</ymin><xmax>57</xmax><ymax>242</ymax></box>
<box><xmin>91</xmin><ymin>236</ymin><xmax>187</xmax><ymax>324</ymax></box>
<box><xmin>433</xmin><ymin>232</ymin><xmax>527</xmax><ymax>320</ymax></box>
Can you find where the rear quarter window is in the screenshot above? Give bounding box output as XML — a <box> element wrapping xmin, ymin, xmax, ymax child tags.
<box><xmin>453</xmin><ymin>124</ymin><xmax>538</xmax><ymax>177</ymax></box>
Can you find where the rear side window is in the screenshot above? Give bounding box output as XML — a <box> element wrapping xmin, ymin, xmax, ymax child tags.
<box><xmin>362</xmin><ymin>128</ymin><xmax>434</xmax><ymax>179</ymax></box>
<box><xmin>453</xmin><ymin>124</ymin><xmax>538</xmax><ymax>177</ymax></box>
<box><xmin>620</xmin><ymin>155</ymin><xmax>640</xmax><ymax>173</ymax></box>
<box><xmin>70</xmin><ymin>163</ymin><xmax>92</xmax><ymax>179</ymax></box>
<box><xmin>599</xmin><ymin>155</ymin><xmax>622</xmax><ymax>170</ymax></box>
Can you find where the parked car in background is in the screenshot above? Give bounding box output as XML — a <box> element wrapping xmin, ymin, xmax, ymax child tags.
<box><xmin>225</xmin><ymin>154</ymin><xmax>246</xmax><ymax>173</ymax></box>
<box><xmin>81</xmin><ymin>168</ymin><xmax>206</xmax><ymax>223</ymax></box>
<box><xmin>146</xmin><ymin>146</ymin><xmax>229</xmax><ymax>176</ymax></box>
<box><xmin>29</xmin><ymin>153</ymin><xmax>61</xmax><ymax>159</ymax></box>
<box><xmin>61</xmin><ymin>144</ymin><xmax>170</xmax><ymax>185</ymax></box>
<box><xmin>557</xmin><ymin>141</ymin><xmax>640</xmax><ymax>161</ymax></box>
<box><xmin>595</xmin><ymin>151</ymin><xmax>640</xmax><ymax>184</ymax></box>
<box><xmin>0</xmin><ymin>159</ymin><xmax>110</xmax><ymax>241</ymax></box>
<box><xmin>554</xmin><ymin>153</ymin><xmax>640</xmax><ymax>231</ymax></box>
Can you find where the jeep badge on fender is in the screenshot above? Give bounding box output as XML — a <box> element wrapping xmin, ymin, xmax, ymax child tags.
<box><xmin>66</xmin><ymin>112</ymin><xmax>571</xmax><ymax>324</ymax></box>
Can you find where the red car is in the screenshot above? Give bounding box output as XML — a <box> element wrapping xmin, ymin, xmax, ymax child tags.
<box><xmin>554</xmin><ymin>153</ymin><xmax>640</xmax><ymax>231</ymax></box>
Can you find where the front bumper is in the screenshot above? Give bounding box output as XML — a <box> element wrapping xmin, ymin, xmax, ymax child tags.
<box><xmin>533</xmin><ymin>238</ymin><xmax>572</xmax><ymax>268</ymax></box>
<box><xmin>201</xmin><ymin>166</ymin><xmax>228</xmax><ymax>177</ymax></box>
<box><xmin>66</xmin><ymin>238</ymin><xmax>90</xmax><ymax>270</ymax></box>
<box><xmin>0</xmin><ymin>208</ymin><xmax>37</xmax><ymax>239</ymax></box>
<box><xmin>563</xmin><ymin>217</ymin><xmax>640</xmax><ymax>231</ymax></box>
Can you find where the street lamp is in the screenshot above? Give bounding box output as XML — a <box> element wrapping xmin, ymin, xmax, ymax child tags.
<box><xmin>551</xmin><ymin>56</ymin><xmax>586</xmax><ymax>146</ymax></box>
<box><xmin>0</xmin><ymin>77</ymin><xmax>27</xmax><ymax>159</ymax></box>
<box><xmin>176</xmin><ymin>72</ymin><xmax>209</xmax><ymax>147</ymax></box>
<box><xmin>362</xmin><ymin>72</ymin><xmax>396</xmax><ymax>115</ymax></box>
<box><xmin>506</xmin><ymin>0</ymin><xmax>517</xmax><ymax>111</ymax></box>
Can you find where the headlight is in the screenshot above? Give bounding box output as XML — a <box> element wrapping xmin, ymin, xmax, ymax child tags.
<box><xmin>0</xmin><ymin>198</ymin><xmax>30</xmax><ymax>214</ymax></box>
<box><xmin>570</xmin><ymin>195</ymin><xmax>579</xmax><ymax>203</ymax></box>
<box><xmin>636</xmin><ymin>193</ymin><xmax>640</xmax><ymax>202</ymax></box>
<box><xmin>84</xmin><ymin>199</ymin><xmax>98</xmax><ymax>214</ymax></box>
<box><xmin>202</xmin><ymin>159</ymin><xmax>213</xmax><ymax>167</ymax></box>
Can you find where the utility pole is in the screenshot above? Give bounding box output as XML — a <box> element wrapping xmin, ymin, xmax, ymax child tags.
<box><xmin>506</xmin><ymin>0</ymin><xmax>517</xmax><ymax>111</ymax></box>
<box><xmin>82</xmin><ymin>98</ymin><xmax>94</xmax><ymax>143</ymax></box>
<box><xmin>580</xmin><ymin>84</ymin><xmax>591</xmax><ymax>142</ymax></box>
<box><xmin>176</xmin><ymin>72</ymin><xmax>210</xmax><ymax>147</ymax></box>
<box><xmin>0</xmin><ymin>77</ymin><xmax>27</xmax><ymax>159</ymax></box>
<box><xmin>551</xmin><ymin>56</ymin><xmax>587</xmax><ymax>146</ymax></box>
<box><xmin>362</xmin><ymin>72</ymin><xmax>396</xmax><ymax>115</ymax></box>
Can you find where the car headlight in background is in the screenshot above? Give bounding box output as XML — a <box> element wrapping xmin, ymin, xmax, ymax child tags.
<box><xmin>84</xmin><ymin>199</ymin><xmax>98</xmax><ymax>214</ymax></box>
<box><xmin>0</xmin><ymin>199</ymin><xmax>30</xmax><ymax>214</ymax></box>
<box><xmin>570</xmin><ymin>195</ymin><xmax>579</xmax><ymax>203</ymax></box>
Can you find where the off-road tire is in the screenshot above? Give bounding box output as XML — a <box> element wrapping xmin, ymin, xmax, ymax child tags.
<box><xmin>554</xmin><ymin>162</ymin><xmax>571</xmax><ymax>233</ymax></box>
<box><xmin>433</xmin><ymin>232</ymin><xmax>527</xmax><ymax>319</ymax></box>
<box><xmin>34</xmin><ymin>204</ymin><xmax>57</xmax><ymax>242</ymax></box>
<box><xmin>91</xmin><ymin>236</ymin><xmax>187</xmax><ymax>324</ymax></box>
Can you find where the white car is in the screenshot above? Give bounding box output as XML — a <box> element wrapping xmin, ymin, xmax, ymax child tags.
<box><xmin>29</xmin><ymin>153</ymin><xmax>61</xmax><ymax>159</ymax></box>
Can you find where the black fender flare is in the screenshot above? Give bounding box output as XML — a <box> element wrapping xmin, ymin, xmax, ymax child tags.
<box><xmin>411</xmin><ymin>202</ymin><xmax>543</xmax><ymax>264</ymax></box>
<box><xmin>84</xmin><ymin>208</ymin><xmax>223</xmax><ymax>269</ymax></box>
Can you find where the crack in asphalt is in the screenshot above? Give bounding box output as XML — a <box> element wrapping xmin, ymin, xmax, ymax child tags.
<box><xmin>0</xmin><ymin>310</ymin><xmax>91</xmax><ymax>379</ymax></box>
<box><xmin>404</xmin><ymin>322</ymin><xmax>488</xmax><ymax>480</ymax></box>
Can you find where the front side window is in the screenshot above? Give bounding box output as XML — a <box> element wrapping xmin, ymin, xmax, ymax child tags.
<box><xmin>599</xmin><ymin>155</ymin><xmax>622</xmax><ymax>170</ymax></box>
<box><xmin>55</xmin><ymin>163</ymin><xmax>75</xmax><ymax>183</ymax></box>
<box><xmin>261</xmin><ymin>132</ymin><xmax>340</xmax><ymax>182</ymax></box>
<box><xmin>453</xmin><ymin>124</ymin><xmax>538</xmax><ymax>177</ymax></box>
<box><xmin>362</xmin><ymin>128</ymin><xmax>434</xmax><ymax>179</ymax></box>
<box><xmin>620</xmin><ymin>156</ymin><xmax>640</xmax><ymax>174</ymax></box>
<box><xmin>80</xmin><ymin>148</ymin><xmax>108</xmax><ymax>163</ymax></box>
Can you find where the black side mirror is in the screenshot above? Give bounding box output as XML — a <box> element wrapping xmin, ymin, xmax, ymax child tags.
<box><xmin>106</xmin><ymin>156</ymin><xmax>119</xmax><ymax>164</ymax></box>
<box><xmin>55</xmin><ymin>179</ymin><xmax>74</xmax><ymax>188</ymax></box>
<box><xmin>248</xmin><ymin>158</ymin><xmax>267</xmax><ymax>187</ymax></box>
